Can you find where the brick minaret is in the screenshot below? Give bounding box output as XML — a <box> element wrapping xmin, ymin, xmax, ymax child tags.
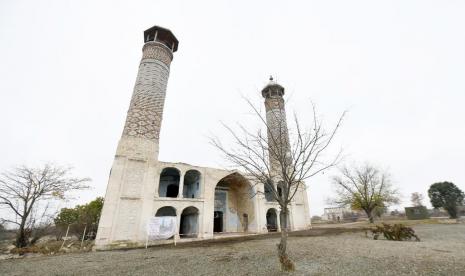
<box><xmin>261</xmin><ymin>77</ymin><xmax>290</xmax><ymax>177</ymax></box>
<box><xmin>96</xmin><ymin>26</ymin><xmax>178</xmax><ymax>247</ymax></box>
<box><xmin>118</xmin><ymin>25</ymin><xmax>178</xmax><ymax>160</ymax></box>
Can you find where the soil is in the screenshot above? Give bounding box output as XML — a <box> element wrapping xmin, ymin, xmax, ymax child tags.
<box><xmin>1</xmin><ymin>223</ymin><xmax>464</xmax><ymax>275</ymax></box>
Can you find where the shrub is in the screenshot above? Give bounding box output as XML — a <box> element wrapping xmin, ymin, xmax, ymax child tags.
<box><xmin>54</xmin><ymin>197</ymin><xmax>103</xmax><ymax>240</ymax></box>
<box><xmin>371</xmin><ymin>223</ymin><xmax>420</xmax><ymax>241</ymax></box>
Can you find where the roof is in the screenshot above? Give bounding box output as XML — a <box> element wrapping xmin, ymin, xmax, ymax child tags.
<box><xmin>261</xmin><ymin>76</ymin><xmax>285</xmax><ymax>97</ymax></box>
<box><xmin>144</xmin><ymin>25</ymin><xmax>179</xmax><ymax>52</ymax></box>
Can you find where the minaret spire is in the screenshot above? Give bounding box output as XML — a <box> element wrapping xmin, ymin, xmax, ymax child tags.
<box><xmin>261</xmin><ymin>77</ymin><xmax>290</xmax><ymax>177</ymax></box>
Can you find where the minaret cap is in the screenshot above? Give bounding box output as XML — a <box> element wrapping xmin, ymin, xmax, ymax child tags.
<box><xmin>144</xmin><ymin>25</ymin><xmax>179</xmax><ymax>52</ymax></box>
<box><xmin>261</xmin><ymin>76</ymin><xmax>285</xmax><ymax>98</ymax></box>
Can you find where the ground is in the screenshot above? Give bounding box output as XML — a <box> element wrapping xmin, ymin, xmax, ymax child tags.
<box><xmin>1</xmin><ymin>223</ymin><xmax>464</xmax><ymax>275</ymax></box>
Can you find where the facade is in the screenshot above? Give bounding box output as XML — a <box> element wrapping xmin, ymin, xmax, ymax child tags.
<box><xmin>95</xmin><ymin>25</ymin><xmax>311</xmax><ymax>250</ymax></box>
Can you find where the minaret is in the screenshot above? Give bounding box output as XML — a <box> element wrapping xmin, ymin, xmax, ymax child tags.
<box><xmin>261</xmin><ymin>76</ymin><xmax>290</xmax><ymax>177</ymax></box>
<box><xmin>96</xmin><ymin>26</ymin><xmax>178</xmax><ymax>248</ymax></box>
<box><xmin>118</xmin><ymin>25</ymin><xmax>178</xmax><ymax>160</ymax></box>
<box><xmin>262</xmin><ymin>77</ymin><xmax>308</xmax><ymax>231</ymax></box>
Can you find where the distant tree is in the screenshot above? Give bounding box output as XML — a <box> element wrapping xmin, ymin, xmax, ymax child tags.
<box><xmin>373</xmin><ymin>206</ymin><xmax>388</xmax><ymax>218</ymax></box>
<box><xmin>331</xmin><ymin>164</ymin><xmax>400</xmax><ymax>223</ymax></box>
<box><xmin>428</xmin><ymin>182</ymin><xmax>464</xmax><ymax>219</ymax></box>
<box><xmin>0</xmin><ymin>164</ymin><xmax>90</xmax><ymax>248</ymax></box>
<box><xmin>54</xmin><ymin>208</ymin><xmax>80</xmax><ymax>226</ymax></box>
<box><xmin>411</xmin><ymin>192</ymin><xmax>425</xmax><ymax>207</ymax></box>
<box><xmin>55</xmin><ymin>197</ymin><xmax>103</xmax><ymax>240</ymax></box>
<box><xmin>0</xmin><ymin>220</ymin><xmax>5</xmax><ymax>235</ymax></box>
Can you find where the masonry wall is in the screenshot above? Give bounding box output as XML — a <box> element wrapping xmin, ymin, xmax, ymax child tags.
<box><xmin>96</xmin><ymin>158</ymin><xmax>311</xmax><ymax>250</ymax></box>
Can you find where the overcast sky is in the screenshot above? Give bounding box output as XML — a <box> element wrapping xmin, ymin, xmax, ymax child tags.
<box><xmin>1</xmin><ymin>0</ymin><xmax>464</xmax><ymax>217</ymax></box>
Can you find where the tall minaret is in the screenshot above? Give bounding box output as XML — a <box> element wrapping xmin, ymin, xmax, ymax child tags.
<box><xmin>262</xmin><ymin>77</ymin><xmax>310</xmax><ymax>231</ymax></box>
<box><xmin>96</xmin><ymin>26</ymin><xmax>178</xmax><ymax>248</ymax></box>
<box><xmin>261</xmin><ymin>76</ymin><xmax>290</xmax><ymax>177</ymax></box>
<box><xmin>118</xmin><ymin>25</ymin><xmax>178</xmax><ymax>160</ymax></box>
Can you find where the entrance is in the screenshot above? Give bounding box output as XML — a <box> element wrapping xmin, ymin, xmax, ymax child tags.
<box><xmin>213</xmin><ymin>173</ymin><xmax>255</xmax><ymax>233</ymax></box>
<box><xmin>266</xmin><ymin>209</ymin><xmax>278</xmax><ymax>232</ymax></box>
<box><xmin>213</xmin><ymin>211</ymin><xmax>223</xmax><ymax>232</ymax></box>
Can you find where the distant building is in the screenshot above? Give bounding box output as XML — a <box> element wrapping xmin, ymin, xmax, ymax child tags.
<box><xmin>322</xmin><ymin>207</ymin><xmax>352</xmax><ymax>222</ymax></box>
<box><xmin>405</xmin><ymin>206</ymin><xmax>430</xmax><ymax>220</ymax></box>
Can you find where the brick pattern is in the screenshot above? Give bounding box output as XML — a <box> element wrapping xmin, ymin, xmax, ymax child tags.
<box><xmin>265</xmin><ymin>97</ymin><xmax>291</xmax><ymax>175</ymax></box>
<box><xmin>142</xmin><ymin>42</ymin><xmax>173</xmax><ymax>66</ymax></box>
<box><xmin>122</xmin><ymin>43</ymin><xmax>173</xmax><ymax>140</ymax></box>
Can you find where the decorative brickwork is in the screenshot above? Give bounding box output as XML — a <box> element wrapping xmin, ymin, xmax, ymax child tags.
<box><xmin>264</xmin><ymin>95</ymin><xmax>290</xmax><ymax>176</ymax></box>
<box><xmin>142</xmin><ymin>42</ymin><xmax>173</xmax><ymax>66</ymax></box>
<box><xmin>122</xmin><ymin>42</ymin><xmax>173</xmax><ymax>141</ymax></box>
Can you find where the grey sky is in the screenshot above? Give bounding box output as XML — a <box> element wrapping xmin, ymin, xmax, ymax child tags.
<box><xmin>1</xmin><ymin>0</ymin><xmax>464</xmax><ymax>216</ymax></box>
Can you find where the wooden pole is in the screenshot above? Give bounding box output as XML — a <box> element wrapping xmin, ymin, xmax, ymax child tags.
<box><xmin>80</xmin><ymin>224</ymin><xmax>87</xmax><ymax>249</ymax></box>
<box><xmin>145</xmin><ymin>231</ymin><xmax>149</xmax><ymax>249</ymax></box>
<box><xmin>174</xmin><ymin>218</ymin><xmax>177</xmax><ymax>247</ymax></box>
<box><xmin>60</xmin><ymin>224</ymin><xmax>70</xmax><ymax>251</ymax></box>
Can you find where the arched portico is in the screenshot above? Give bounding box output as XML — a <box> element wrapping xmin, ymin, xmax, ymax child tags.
<box><xmin>179</xmin><ymin>206</ymin><xmax>199</xmax><ymax>238</ymax></box>
<box><xmin>155</xmin><ymin>206</ymin><xmax>177</xmax><ymax>217</ymax></box>
<box><xmin>213</xmin><ymin>173</ymin><xmax>255</xmax><ymax>233</ymax></box>
<box><xmin>158</xmin><ymin>167</ymin><xmax>181</xmax><ymax>198</ymax></box>
<box><xmin>183</xmin><ymin>170</ymin><xmax>201</xmax><ymax>198</ymax></box>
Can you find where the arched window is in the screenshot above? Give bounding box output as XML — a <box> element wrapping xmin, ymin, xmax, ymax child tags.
<box><xmin>183</xmin><ymin>170</ymin><xmax>201</xmax><ymax>198</ymax></box>
<box><xmin>179</xmin><ymin>206</ymin><xmax>199</xmax><ymax>238</ymax></box>
<box><xmin>158</xmin><ymin>167</ymin><xmax>180</xmax><ymax>198</ymax></box>
<box><xmin>264</xmin><ymin>183</ymin><xmax>274</xmax><ymax>202</ymax></box>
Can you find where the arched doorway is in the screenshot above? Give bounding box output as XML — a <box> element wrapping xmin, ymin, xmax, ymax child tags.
<box><xmin>179</xmin><ymin>206</ymin><xmax>199</xmax><ymax>238</ymax></box>
<box><xmin>213</xmin><ymin>173</ymin><xmax>255</xmax><ymax>233</ymax></box>
<box><xmin>155</xmin><ymin>206</ymin><xmax>176</xmax><ymax>239</ymax></box>
<box><xmin>266</xmin><ymin>208</ymin><xmax>278</xmax><ymax>232</ymax></box>
<box><xmin>159</xmin><ymin>168</ymin><xmax>180</xmax><ymax>198</ymax></box>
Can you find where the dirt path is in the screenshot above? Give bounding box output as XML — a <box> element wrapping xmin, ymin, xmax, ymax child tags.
<box><xmin>1</xmin><ymin>224</ymin><xmax>464</xmax><ymax>275</ymax></box>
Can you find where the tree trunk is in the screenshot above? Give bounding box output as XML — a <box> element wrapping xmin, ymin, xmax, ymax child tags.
<box><xmin>15</xmin><ymin>223</ymin><xmax>28</xmax><ymax>248</ymax></box>
<box><xmin>445</xmin><ymin>206</ymin><xmax>458</xmax><ymax>219</ymax></box>
<box><xmin>277</xmin><ymin>206</ymin><xmax>295</xmax><ymax>271</ymax></box>
<box><xmin>365</xmin><ymin>209</ymin><xmax>374</xmax><ymax>223</ymax></box>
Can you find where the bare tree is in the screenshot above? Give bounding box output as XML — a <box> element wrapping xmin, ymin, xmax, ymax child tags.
<box><xmin>410</xmin><ymin>192</ymin><xmax>424</xmax><ymax>207</ymax></box>
<box><xmin>211</xmin><ymin>98</ymin><xmax>344</xmax><ymax>271</ymax></box>
<box><xmin>331</xmin><ymin>164</ymin><xmax>400</xmax><ymax>223</ymax></box>
<box><xmin>0</xmin><ymin>164</ymin><xmax>90</xmax><ymax>248</ymax></box>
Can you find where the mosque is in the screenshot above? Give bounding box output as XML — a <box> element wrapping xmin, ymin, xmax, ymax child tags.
<box><xmin>95</xmin><ymin>25</ymin><xmax>310</xmax><ymax>250</ymax></box>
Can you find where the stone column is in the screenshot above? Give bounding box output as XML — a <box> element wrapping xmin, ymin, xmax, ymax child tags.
<box><xmin>178</xmin><ymin>171</ymin><xmax>185</xmax><ymax>198</ymax></box>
